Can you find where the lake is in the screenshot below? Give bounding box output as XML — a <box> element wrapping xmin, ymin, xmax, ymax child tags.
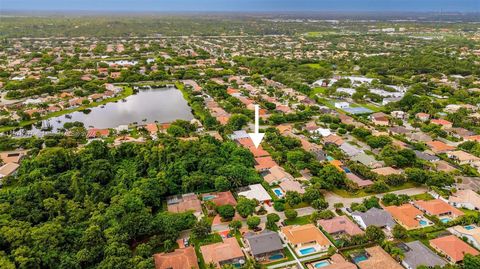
<box><xmin>12</xmin><ymin>87</ymin><xmax>194</xmax><ymax>137</ymax></box>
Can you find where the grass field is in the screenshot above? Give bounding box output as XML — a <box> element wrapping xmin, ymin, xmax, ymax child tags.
<box><xmin>332</xmin><ymin>182</ymin><xmax>418</xmax><ymax>198</ymax></box>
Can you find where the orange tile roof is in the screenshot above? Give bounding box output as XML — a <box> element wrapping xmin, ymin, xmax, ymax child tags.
<box><xmin>145</xmin><ymin>123</ymin><xmax>159</xmax><ymax>134</ymax></box>
<box><xmin>431</xmin><ymin>119</ymin><xmax>452</xmax><ymax>126</ymax></box>
<box><xmin>414</xmin><ymin>199</ymin><xmax>464</xmax><ymax>218</ymax></box>
<box><xmin>203</xmin><ymin>191</ymin><xmax>237</xmax><ymax>206</ymax></box>
<box><xmin>254</xmin><ymin>156</ymin><xmax>278</xmax><ymax>171</ymax></box>
<box><xmin>281</xmin><ymin>224</ymin><xmax>331</xmax><ymax>247</ymax></box>
<box><xmin>200</xmin><ymin>238</ymin><xmax>244</xmax><ymax>267</ymax></box>
<box><xmin>154</xmin><ymin>246</ymin><xmax>199</xmax><ymax>269</ymax></box>
<box><xmin>426</xmin><ymin>141</ymin><xmax>455</xmax><ymax>153</ymax></box>
<box><xmin>385</xmin><ymin>204</ymin><xmax>423</xmax><ymax>229</ymax></box>
<box><xmin>430</xmin><ymin>235</ymin><xmax>479</xmax><ymax>263</ymax></box>
<box><xmin>318</xmin><ymin>216</ymin><xmax>364</xmax><ymax>237</ymax></box>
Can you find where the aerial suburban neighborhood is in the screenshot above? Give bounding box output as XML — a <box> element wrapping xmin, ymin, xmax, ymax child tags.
<box><xmin>1</xmin><ymin>1</ymin><xmax>480</xmax><ymax>269</ymax></box>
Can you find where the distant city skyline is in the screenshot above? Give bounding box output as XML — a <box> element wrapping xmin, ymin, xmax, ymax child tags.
<box><xmin>1</xmin><ymin>0</ymin><xmax>479</xmax><ymax>12</ymax></box>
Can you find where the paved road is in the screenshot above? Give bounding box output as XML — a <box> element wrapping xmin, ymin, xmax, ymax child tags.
<box><xmin>323</xmin><ymin>186</ymin><xmax>428</xmax><ymax>210</ymax></box>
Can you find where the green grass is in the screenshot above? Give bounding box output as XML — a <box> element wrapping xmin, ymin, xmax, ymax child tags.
<box><xmin>410</xmin><ymin>192</ymin><xmax>434</xmax><ymax>201</ymax></box>
<box><xmin>0</xmin><ymin>86</ymin><xmax>134</xmax><ymax>133</ymax></box>
<box><xmin>460</xmin><ymin>208</ymin><xmax>480</xmax><ymax>218</ymax></box>
<box><xmin>284</xmin><ymin>215</ymin><xmax>312</xmax><ymax>226</ymax></box>
<box><xmin>302</xmin><ymin>63</ymin><xmax>321</xmax><ymax>69</ymax></box>
<box><xmin>310</xmin><ymin>87</ymin><xmax>327</xmax><ymax>98</ymax></box>
<box><xmin>332</xmin><ymin>182</ymin><xmax>418</xmax><ymax>198</ymax></box>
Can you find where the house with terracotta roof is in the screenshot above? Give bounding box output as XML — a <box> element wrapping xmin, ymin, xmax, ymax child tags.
<box><xmin>200</xmin><ymin>238</ymin><xmax>245</xmax><ymax>268</ymax></box>
<box><xmin>426</xmin><ymin>140</ymin><xmax>456</xmax><ymax>154</ymax></box>
<box><xmin>355</xmin><ymin>246</ymin><xmax>403</xmax><ymax>269</ymax></box>
<box><xmin>431</xmin><ymin>119</ymin><xmax>453</xmax><ymax>129</ymax></box>
<box><xmin>369</xmin><ymin>112</ymin><xmax>389</xmax><ymax>126</ymax></box>
<box><xmin>306</xmin><ymin>254</ymin><xmax>356</xmax><ymax>269</ymax></box>
<box><xmin>153</xmin><ymin>246</ymin><xmax>199</xmax><ymax>269</ymax></box>
<box><xmin>448</xmin><ymin>225</ymin><xmax>480</xmax><ymax>250</ymax></box>
<box><xmin>323</xmin><ymin>134</ymin><xmax>344</xmax><ymax>146</ymax></box>
<box><xmin>263</xmin><ymin>165</ymin><xmax>293</xmax><ymax>185</ymax></box>
<box><xmin>144</xmin><ymin>123</ymin><xmax>159</xmax><ymax>135</ymax></box>
<box><xmin>167</xmin><ymin>193</ymin><xmax>202</xmax><ymax>217</ymax></box>
<box><xmin>280</xmin><ymin>224</ymin><xmax>333</xmax><ymax>256</ymax></box>
<box><xmin>254</xmin><ymin>156</ymin><xmax>278</xmax><ymax>171</ymax></box>
<box><xmin>318</xmin><ymin>216</ymin><xmax>364</xmax><ymax>239</ymax></box>
<box><xmin>413</xmin><ymin>199</ymin><xmax>464</xmax><ymax>222</ymax></box>
<box><xmin>0</xmin><ymin>150</ymin><xmax>26</xmax><ymax>164</ymax></box>
<box><xmin>202</xmin><ymin>191</ymin><xmax>237</xmax><ymax>207</ymax></box>
<box><xmin>385</xmin><ymin>203</ymin><xmax>432</xmax><ymax>230</ymax></box>
<box><xmin>86</xmin><ymin>128</ymin><xmax>110</xmax><ymax>139</ymax></box>
<box><xmin>429</xmin><ymin>235</ymin><xmax>479</xmax><ymax>263</ymax></box>
<box><xmin>448</xmin><ymin>189</ymin><xmax>480</xmax><ymax>210</ymax></box>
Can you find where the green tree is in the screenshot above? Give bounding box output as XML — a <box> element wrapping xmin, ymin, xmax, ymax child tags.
<box><xmin>217</xmin><ymin>205</ymin><xmax>235</xmax><ymax>221</ymax></box>
<box><xmin>284</xmin><ymin>209</ymin><xmax>298</xmax><ymax>220</ymax></box>
<box><xmin>236</xmin><ymin>198</ymin><xmax>257</xmax><ymax>218</ymax></box>
<box><xmin>365</xmin><ymin>226</ymin><xmax>385</xmax><ymax>243</ymax></box>
<box><xmin>246</xmin><ymin>216</ymin><xmax>261</xmax><ymax>230</ymax></box>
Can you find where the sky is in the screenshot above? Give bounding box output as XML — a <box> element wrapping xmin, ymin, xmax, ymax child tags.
<box><xmin>1</xmin><ymin>0</ymin><xmax>479</xmax><ymax>12</ymax></box>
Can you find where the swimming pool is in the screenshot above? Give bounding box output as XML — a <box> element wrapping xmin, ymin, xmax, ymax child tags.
<box><xmin>202</xmin><ymin>195</ymin><xmax>216</xmax><ymax>201</ymax></box>
<box><xmin>327</xmin><ymin>156</ymin><xmax>334</xmax><ymax>161</ymax></box>
<box><xmin>352</xmin><ymin>254</ymin><xmax>368</xmax><ymax>264</ymax></box>
<box><xmin>440</xmin><ymin>217</ymin><xmax>450</xmax><ymax>223</ymax></box>
<box><xmin>419</xmin><ymin>220</ymin><xmax>428</xmax><ymax>226</ymax></box>
<box><xmin>343</xmin><ymin>167</ymin><xmax>351</xmax><ymax>173</ymax></box>
<box><xmin>269</xmin><ymin>253</ymin><xmax>284</xmax><ymax>260</ymax></box>
<box><xmin>313</xmin><ymin>261</ymin><xmax>331</xmax><ymax>268</ymax></box>
<box><xmin>299</xmin><ymin>247</ymin><xmax>316</xmax><ymax>255</ymax></box>
<box><xmin>465</xmin><ymin>225</ymin><xmax>476</xmax><ymax>230</ymax></box>
<box><xmin>273</xmin><ymin>188</ymin><xmax>284</xmax><ymax>197</ymax></box>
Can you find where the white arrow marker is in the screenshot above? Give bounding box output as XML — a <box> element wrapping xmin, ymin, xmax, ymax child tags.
<box><xmin>248</xmin><ymin>104</ymin><xmax>265</xmax><ymax>149</ymax></box>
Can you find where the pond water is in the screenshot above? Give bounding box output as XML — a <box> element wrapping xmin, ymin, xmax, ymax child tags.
<box><xmin>11</xmin><ymin>88</ymin><xmax>194</xmax><ymax>137</ymax></box>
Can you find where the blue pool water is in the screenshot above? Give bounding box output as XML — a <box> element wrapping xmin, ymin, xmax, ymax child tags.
<box><xmin>419</xmin><ymin>220</ymin><xmax>428</xmax><ymax>226</ymax></box>
<box><xmin>343</xmin><ymin>167</ymin><xmax>351</xmax><ymax>173</ymax></box>
<box><xmin>465</xmin><ymin>225</ymin><xmax>475</xmax><ymax>230</ymax></box>
<box><xmin>352</xmin><ymin>254</ymin><xmax>368</xmax><ymax>264</ymax></box>
<box><xmin>269</xmin><ymin>253</ymin><xmax>284</xmax><ymax>260</ymax></box>
<box><xmin>314</xmin><ymin>261</ymin><xmax>331</xmax><ymax>268</ymax></box>
<box><xmin>327</xmin><ymin>156</ymin><xmax>334</xmax><ymax>161</ymax></box>
<box><xmin>299</xmin><ymin>247</ymin><xmax>316</xmax><ymax>255</ymax></box>
<box><xmin>273</xmin><ymin>189</ymin><xmax>283</xmax><ymax>197</ymax></box>
<box><xmin>203</xmin><ymin>195</ymin><xmax>216</xmax><ymax>201</ymax></box>
<box><xmin>440</xmin><ymin>218</ymin><xmax>450</xmax><ymax>223</ymax></box>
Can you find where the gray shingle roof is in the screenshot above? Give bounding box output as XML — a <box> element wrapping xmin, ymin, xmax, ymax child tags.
<box><xmin>352</xmin><ymin>207</ymin><xmax>395</xmax><ymax>228</ymax></box>
<box><xmin>402</xmin><ymin>241</ymin><xmax>447</xmax><ymax>268</ymax></box>
<box><xmin>244</xmin><ymin>230</ymin><xmax>283</xmax><ymax>256</ymax></box>
<box><xmin>414</xmin><ymin>150</ymin><xmax>440</xmax><ymax>162</ymax></box>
